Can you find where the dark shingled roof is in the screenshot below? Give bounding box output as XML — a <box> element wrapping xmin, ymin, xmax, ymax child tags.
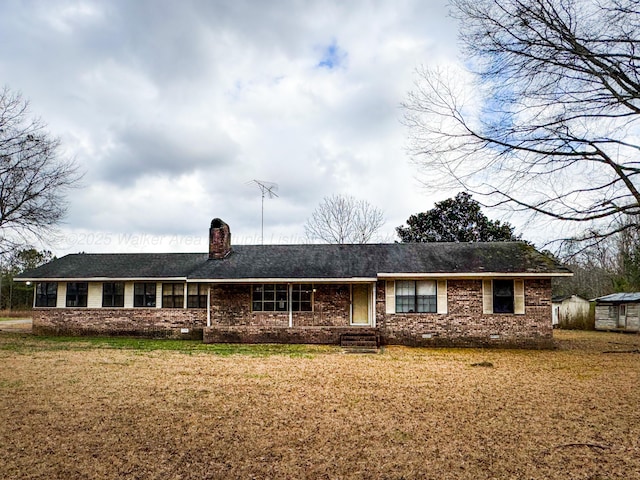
<box><xmin>16</xmin><ymin>253</ymin><xmax>208</xmax><ymax>279</ymax></box>
<box><xmin>16</xmin><ymin>242</ymin><xmax>571</xmax><ymax>281</ymax></box>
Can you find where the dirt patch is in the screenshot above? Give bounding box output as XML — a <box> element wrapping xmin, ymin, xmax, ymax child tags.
<box><xmin>0</xmin><ymin>330</ymin><xmax>639</xmax><ymax>479</ymax></box>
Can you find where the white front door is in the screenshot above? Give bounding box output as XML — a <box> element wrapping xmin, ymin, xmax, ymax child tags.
<box><xmin>352</xmin><ymin>284</ymin><xmax>370</xmax><ymax>325</ymax></box>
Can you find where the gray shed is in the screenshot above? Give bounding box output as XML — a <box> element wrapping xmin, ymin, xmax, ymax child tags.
<box><xmin>594</xmin><ymin>293</ymin><xmax>640</xmax><ymax>332</ymax></box>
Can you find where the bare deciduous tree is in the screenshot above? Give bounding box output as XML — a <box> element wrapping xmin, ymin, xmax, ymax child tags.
<box><xmin>304</xmin><ymin>194</ymin><xmax>385</xmax><ymax>244</ymax></box>
<box><xmin>0</xmin><ymin>87</ymin><xmax>80</xmax><ymax>253</ymax></box>
<box><xmin>402</xmin><ymin>0</ymin><xmax>640</xmax><ymax>243</ymax></box>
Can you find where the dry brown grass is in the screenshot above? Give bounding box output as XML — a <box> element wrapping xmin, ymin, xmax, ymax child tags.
<box><xmin>1</xmin><ymin>330</ymin><xmax>640</xmax><ymax>479</ymax></box>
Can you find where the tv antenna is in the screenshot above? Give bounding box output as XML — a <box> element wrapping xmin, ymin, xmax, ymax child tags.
<box><xmin>247</xmin><ymin>179</ymin><xmax>279</xmax><ymax>244</ymax></box>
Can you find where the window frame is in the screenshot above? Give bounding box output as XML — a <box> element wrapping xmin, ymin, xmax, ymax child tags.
<box><xmin>493</xmin><ymin>279</ymin><xmax>514</xmax><ymax>314</ymax></box>
<box><xmin>251</xmin><ymin>284</ymin><xmax>314</xmax><ymax>312</ymax></box>
<box><xmin>102</xmin><ymin>282</ymin><xmax>125</xmax><ymax>308</ymax></box>
<box><xmin>395</xmin><ymin>280</ymin><xmax>437</xmax><ymax>313</ymax></box>
<box><xmin>252</xmin><ymin>284</ymin><xmax>288</xmax><ymax>312</ymax></box>
<box><xmin>134</xmin><ymin>282</ymin><xmax>157</xmax><ymax>308</ymax></box>
<box><xmin>291</xmin><ymin>284</ymin><xmax>313</xmax><ymax>312</ymax></box>
<box><xmin>35</xmin><ymin>282</ymin><xmax>58</xmax><ymax>307</ymax></box>
<box><xmin>66</xmin><ymin>282</ymin><xmax>88</xmax><ymax>307</ymax></box>
<box><xmin>187</xmin><ymin>283</ymin><xmax>207</xmax><ymax>308</ymax></box>
<box><xmin>162</xmin><ymin>283</ymin><xmax>184</xmax><ymax>308</ymax></box>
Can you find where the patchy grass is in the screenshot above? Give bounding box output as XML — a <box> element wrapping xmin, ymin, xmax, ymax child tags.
<box><xmin>1</xmin><ymin>330</ymin><xmax>640</xmax><ymax>479</ymax></box>
<box><xmin>0</xmin><ymin>333</ymin><xmax>338</xmax><ymax>357</ymax></box>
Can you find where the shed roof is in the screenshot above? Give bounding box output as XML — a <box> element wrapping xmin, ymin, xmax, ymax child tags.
<box><xmin>552</xmin><ymin>294</ymin><xmax>589</xmax><ymax>304</ymax></box>
<box><xmin>16</xmin><ymin>242</ymin><xmax>571</xmax><ymax>281</ymax></box>
<box><xmin>594</xmin><ymin>293</ymin><xmax>640</xmax><ymax>304</ymax></box>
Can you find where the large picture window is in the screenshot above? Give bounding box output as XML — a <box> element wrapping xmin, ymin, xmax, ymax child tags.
<box><xmin>162</xmin><ymin>283</ymin><xmax>184</xmax><ymax>308</ymax></box>
<box><xmin>35</xmin><ymin>282</ymin><xmax>57</xmax><ymax>307</ymax></box>
<box><xmin>102</xmin><ymin>282</ymin><xmax>124</xmax><ymax>307</ymax></box>
<box><xmin>134</xmin><ymin>283</ymin><xmax>156</xmax><ymax>307</ymax></box>
<box><xmin>66</xmin><ymin>282</ymin><xmax>88</xmax><ymax>307</ymax></box>
<box><xmin>187</xmin><ymin>284</ymin><xmax>207</xmax><ymax>308</ymax></box>
<box><xmin>493</xmin><ymin>280</ymin><xmax>514</xmax><ymax>314</ymax></box>
<box><xmin>251</xmin><ymin>284</ymin><xmax>313</xmax><ymax>312</ymax></box>
<box><xmin>395</xmin><ymin>280</ymin><xmax>437</xmax><ymax>313</ymax></box>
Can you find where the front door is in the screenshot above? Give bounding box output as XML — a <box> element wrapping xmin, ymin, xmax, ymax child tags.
<box><xmin>352</xmin><ymin>284</ymin><xmax>370</xmax><ymax>325</ymax></box>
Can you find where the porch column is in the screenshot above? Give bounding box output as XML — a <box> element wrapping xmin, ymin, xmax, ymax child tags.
<box><xmin>206</xmin><ymin>285</ymin><xmax>211</xmax><ymax>327</ymax></box>
<box><xmin>288</xmin><ymin>283</ymin><xmax>293</xmax><ymax>328</ymax></box>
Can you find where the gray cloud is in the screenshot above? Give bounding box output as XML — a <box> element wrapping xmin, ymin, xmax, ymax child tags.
<box><xmin>0</xmin><ymin>0</ymin><xmax>464</xmax><ymax>254</ymax></box>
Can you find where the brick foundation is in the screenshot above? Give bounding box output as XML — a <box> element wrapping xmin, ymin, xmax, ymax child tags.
<box><xmin>32</xmin><ymin>308</ymin><xmax>207</xmax><ymax>340</ymax></box>
<box><xmin>203</xmin><ymin>326</ymin><xmax>377</xmax><ymax>345</ymax></box>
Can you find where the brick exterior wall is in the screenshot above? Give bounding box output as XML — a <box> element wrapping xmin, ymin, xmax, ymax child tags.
<box><xmin>376</xmin><ymin>279</ymin><xmax>553</xmax><ymax>348</ymax></box>
<box><xmin>32</xmin><ymin>279</ymin><xmax>554</xmax><ymax>348</ymax></box>
<box><xmin>209</xmin><ymin>284</ymin><xmax>351</xmax><ymax>328</ymax></box>
<box><xmin>32</xmin><ymin>308</ymin><xmax>207</xmax><ymax>339</ymax></box>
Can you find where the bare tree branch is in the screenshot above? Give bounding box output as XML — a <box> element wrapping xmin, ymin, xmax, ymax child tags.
<box><xmin>402</xmin><ymin>0</ymin><xmax>640</xmax><ymax>243</ymax></box>
<box><xmin>0</xmin><ymin>86</ymin><xmax>82</xmax><ymax>255</ymax></box>
<box><xmin>304</xmin><ymin>194</ymin><xmax>385</xmax><ymax>244</ymax></box>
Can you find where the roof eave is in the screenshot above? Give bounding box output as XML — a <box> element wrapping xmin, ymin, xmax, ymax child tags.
<box><xmin>377</xmin><ymin>272</ymin><xmax>573</xmax><ymax>278</ymax></box>
<box><xmin>15</xmin><ymin>277</ymin><xmax>188</xmax><ymax>282</ymax></box>
<box><xmin>188</xmin><ymin>277</ymin><xmax>378</xmax><ymax>283</ymax></box>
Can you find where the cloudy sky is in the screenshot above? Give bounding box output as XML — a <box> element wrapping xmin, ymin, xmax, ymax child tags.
<box><xmin>0</xmin><ymin>0</ymin><xmax>469</xmax><ymax>255</ymax></box>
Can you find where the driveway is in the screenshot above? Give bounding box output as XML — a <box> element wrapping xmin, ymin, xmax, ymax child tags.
<box><xmin>0</xmin><ymin>318</ymin><xmax>32</xmax><ymax>332</ymax></box>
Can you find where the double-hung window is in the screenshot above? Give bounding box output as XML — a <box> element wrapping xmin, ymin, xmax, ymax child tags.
<box><xmin>66</xmin><ymin>282</ymin><xmax>88</xmax><ymax>307</ymax></box>
<box><xmin>162</xmin><ymin>283</ymin><xmax>184</xmax><ymax>308</ymax></box>
<box><xmin>134</xmin><ymin>283</ymin><xmax>156</xmax><ymax>307</ymax></box>
<box><xmin>395</xmin><ymin>280</ymin><xmax>437</xmax><ymax>313</ymax></box>
<box><xmin>483</xmin><ymin>279</ymin><xmax>524</xmax><ymax>314</ymax></box>
<box><xmin>187</xmin><ymin>284</ymin><xmax>207</xmax><ymax>308</ymax></box>
<box><xmin>35</xmin><ymin>282</ymin><xmax>57</xmax><ymax>307</ymax></box>
<box><xmin>493</xmin><ymin>280</ymin><xmax>514</xmax><ymax>314</ymax></box>
<box><xmin>102</xmin><ymin>282</ymin><xmax>125</xmax><ymax>307</ymax></box>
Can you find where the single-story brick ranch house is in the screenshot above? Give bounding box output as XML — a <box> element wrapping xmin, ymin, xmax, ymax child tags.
<box><xmin>16</xmin><ymin>218</ymin><xmax>572</xmax><ymax>348</ymax></box>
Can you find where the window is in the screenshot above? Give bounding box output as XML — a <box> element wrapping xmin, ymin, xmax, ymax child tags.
<box><xmin>395</xmin><ymin>280</ymin><xmax>437</xmax><ymax>313</ymax></box>
<box><xmin>66</xmin><ymin>282</ymin><xmax>88</xmax><ymax>307</ymax></box>
<box><xmin>102</xmin><ymin>282</ymin><xmax>124</xmax><ymax>307</ymax></box>
<box><xmin>162</xmin><ymin>283</ymin><xmax>184</xmax><ymax>308</ymax></box>
<box><xmin>252</xmin><ymin>284</ymin><xmax>288</xmax><ymax>312</ymax></box>
<box><xmin>493</xmin><ymin>280</ymin><xmax>514</xmax><ymax>314</ymax></box>
<box><xmin>35</xmin><ymin>282</ymin><xmax>57</xmax><ymax>307</ymax></box>
<box><xmin>292</xmin><ymin>284</ymin><xmax>313</xmax><ymax>311</ymax></box>
<box><xmin>187</xmin><ymin>284</ymin><xmax>207</xmax><ymax>308</ymax></box>
<box><xmin>134</xmin><ymin>283</ymin><xmax>156</xmax><ymax>307</ymax></box>
<box><xmin>251</xmin><ymin>284</ymin><xmax>314</xmax><ymax>312</ymax></box>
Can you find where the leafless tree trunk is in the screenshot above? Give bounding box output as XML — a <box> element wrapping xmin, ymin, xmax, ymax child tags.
<box><xmin>304</xmin><ymin>194</ymin><xmax>385</xmax><ymax>244</ymax></box>
<box><xmin>402</xmin><ymin>0</ymin><xmax>640</xmax><ymax>244</ymax></box>
<box><xmin>0</xmin><ymin>87</ymin><xmax>81</xmax><ymax>253</ymax></box>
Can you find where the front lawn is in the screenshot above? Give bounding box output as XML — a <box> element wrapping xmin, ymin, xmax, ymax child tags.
<box><xmin>1</xmin><ymin>330</ymin><xmax>639</xmax><ymax>479</ymax></box>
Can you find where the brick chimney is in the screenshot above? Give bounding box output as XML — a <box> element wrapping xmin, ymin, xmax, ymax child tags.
<box><xmin>209</xmin><ymin>218</ymin><xmax>231</xmax><ymax>259</ymax></box>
